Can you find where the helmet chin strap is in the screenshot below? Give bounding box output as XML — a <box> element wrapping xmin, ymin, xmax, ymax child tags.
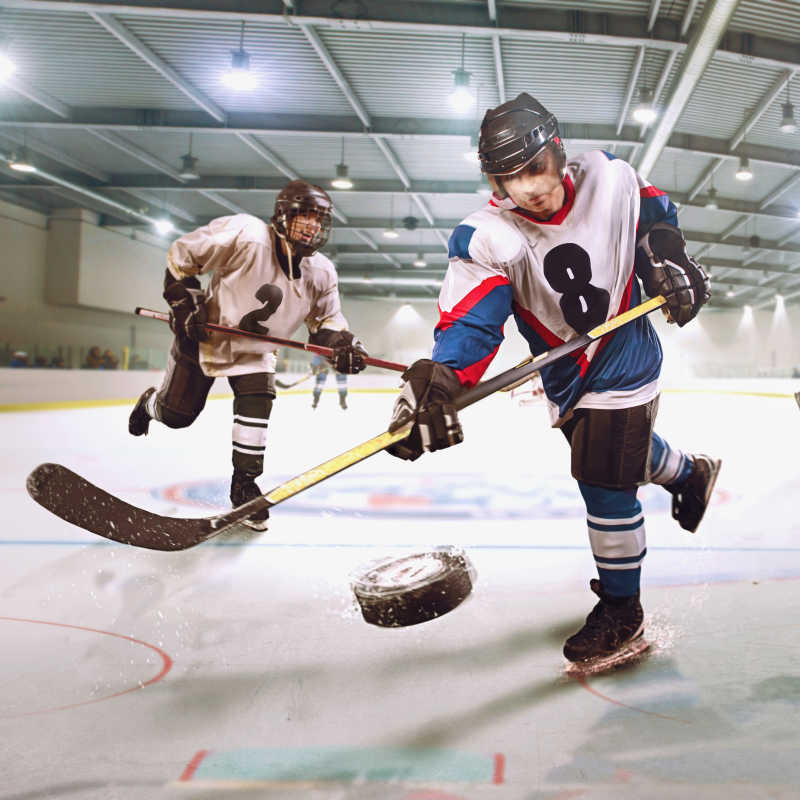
<box><xmin>270</xmin><ymin>222</ymin><xmax>303</xmax><ymax>297</ymax></box>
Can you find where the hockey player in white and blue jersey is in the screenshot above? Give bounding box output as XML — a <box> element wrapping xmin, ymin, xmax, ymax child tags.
<box><xmin>386</xmin><ymin>93</ymin><xmax>721</xmax><ymax>665</ymax></box>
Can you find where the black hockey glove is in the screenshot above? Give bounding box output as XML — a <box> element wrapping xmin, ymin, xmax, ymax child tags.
<box><xmin>637</xmin><ymin>223</ymin><xmax>710</xmax><ymax>327</ymax></box>
<box><xmin>163</xmin><ymin>279</ymin><xmax>210</xmax><ymax>343</ymax></box>
<box><xmin>386</xmin><ymin>359</ymin><xmax>464</xmax><ymax>462</ymax></box>
<box><xmin>309</xmin><ymin>329</ymin><xmax>368</xmax><ymax>374</ymax></box>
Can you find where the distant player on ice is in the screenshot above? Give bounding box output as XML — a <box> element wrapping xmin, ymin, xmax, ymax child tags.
<box><xmin>128</xmin><ymin>180</ymin><xmax>368</xmax><ymax>530</ymax></box>
<box><xmin>310</xmin><ymin>353</ymin><xmax>349</xmax><ymax>410</ymax></box>
<box><xmin>386</xmin><ymin>93</ymin><xmax>721</xmax><ymax>667</ymax></box>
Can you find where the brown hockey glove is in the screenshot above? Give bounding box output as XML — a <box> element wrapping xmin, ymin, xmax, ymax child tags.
<box><xmin>309</xmin><ymin>329</ymin><xmax>368</xmax><ymax>374</ymax></box>
<box><xmin>386</xmin><ymin>359</ymin><xmax>464</xmax><ymax>462</ymax></box>
<box><xmin>163</xmin><ymin>280</ymin><xmax>210</xmax><ymax>342</ymax></box>
<box><xmin>638</xmin><ymin>223</ymin><xmax>710</xmax><ymax>327</ymax></box>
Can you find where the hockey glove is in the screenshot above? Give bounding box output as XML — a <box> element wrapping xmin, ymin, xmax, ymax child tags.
<box><xmin>637</xmin><ymin>223</ymin><xmax>710</xmax><ymax>327</ymax></box>
<box><xmin>386</xmin><ymin>359</ymin><xmax>464</xmax><ymax>462</ymax></box>
<box><xmin>163</xmin><ymin>279</ymin><xmax>210</xmax><ymax>342</ymax></box>
<box><xmin>309</xmin><ymin>329</ymin><xmax>368</xmax><ymax>374</ymax></box>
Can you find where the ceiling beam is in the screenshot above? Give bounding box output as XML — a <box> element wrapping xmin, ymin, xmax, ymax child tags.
<box><xmin>0</xmin><ymin>131</ymin><xmax>109</xmax><ymax>182</ymax></box>
<box><xmin>617</xmin><ymin>46</ymin><xmax>645</xmax><ymax>136</ymax></box>
<box><xmin>636</xmin><ymin>0</ymin><xmax>740</xmax><ymax>178</ymax></box>
<box><xmin>2</xmin><ymin>75</ymin><xmax>70</xmax><ymax>118</ymax></box>
<box><xmin>198</xmin><ymin>190</ymin><xmax>250</xmax><ymax>215</ymax></box>
<box><xmin>9</xmin><ymin>1</ymin><xmax>800</xmax><ymax>73</ymax></box>
<box><xmin>87</xmin><ymin>12</ymin><xmax>227</xmax><ymax>123</ymax></box>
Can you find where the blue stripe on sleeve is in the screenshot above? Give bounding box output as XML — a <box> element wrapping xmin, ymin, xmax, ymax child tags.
<box><xmin>432</xmin><ymin>283</ymin><xmax>512</xmax><ymax>370</ymax></box>
<box><xmin>448</xmin><ymin>225</ymin><xmax>477</xmax><ymax>260</ymax></box>
<box><xmin>639</xmin><ymin>193</ymin><xmax>678</xmax><ymax>229</ymax></box>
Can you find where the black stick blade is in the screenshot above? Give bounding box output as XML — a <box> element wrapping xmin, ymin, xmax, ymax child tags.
<box><xmin>26</xmin><ymin>463</ymin><xmax>217</xmax><ymax>551</ymax></box>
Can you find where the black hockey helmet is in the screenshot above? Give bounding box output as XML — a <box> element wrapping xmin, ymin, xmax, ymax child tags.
<box><xmin>478</xmin><ymin>92</ymin><xmax>565</xmax><ymax>177</ymax></box>
<box><xmin>271</xmin><ymin>179</ymin><xmax>333</xmax><ymax>258</ymax></box>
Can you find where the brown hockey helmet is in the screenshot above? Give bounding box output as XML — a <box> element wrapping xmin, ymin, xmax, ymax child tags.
<box><xmin>271</xmin><ymin>179</ymin><xmax>333</xmax><ymax>258</ymax></box>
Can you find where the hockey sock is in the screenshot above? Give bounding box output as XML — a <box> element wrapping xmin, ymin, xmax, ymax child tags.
<box><xmin>232</xmin><ymin>394</ymin><xmax>272</xmax><ymax>476</ymax></box>
<box><xmin>578</xmin><ymin>481</ymin><xmax>645</xmax><ymax>597</ymax></box>
<box><xmin>145</xmin><ymin>390</ymin><xmax>160</xmax><ymax>421</ymax></box>
<box><xmin>649</xmin><ymin>432</ymin><xmax>693</xmax><ymax>488</ymax></box>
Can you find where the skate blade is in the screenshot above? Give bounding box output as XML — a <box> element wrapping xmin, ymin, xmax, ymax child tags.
<box><xmin>565</xmin><ymin>636</ymin><xmax>650</xmax><ymax>676</ymax></box>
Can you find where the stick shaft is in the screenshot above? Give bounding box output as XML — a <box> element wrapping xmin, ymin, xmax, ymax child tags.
<box><xmin>135</xmin><ymin>307</ymin><xmax>407</xmax><ymax>373</ymax></box>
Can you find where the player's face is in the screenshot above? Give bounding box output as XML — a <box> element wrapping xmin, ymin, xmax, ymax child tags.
<box><xmin>287</xmin><ymin>210</ymin><xmax>323</xmax><ymax>246</ymax></box>
<box><xmin>500</xmin><ymin>146</ymin><xmax>565</xmax><ymax>219</ymax></box>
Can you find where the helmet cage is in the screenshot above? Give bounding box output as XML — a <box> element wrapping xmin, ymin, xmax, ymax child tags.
<box><xmin>272</xmin><ymin>190</ymin><xmax>332</xmax><ymax>258</ymax></box>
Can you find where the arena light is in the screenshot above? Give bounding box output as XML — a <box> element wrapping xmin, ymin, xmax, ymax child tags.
<box><xmin>632</xmin><ymin>87</ymin><xmax>657</xmax><ymax>125</ymax></box>
<box><xmin>221</xmin><ymin>22</ymin><xmax>258</xmax><ymax>91</ymax></box>
<box><xmin>331</xmin><ymin>163</ymin><xmax>353</xmax><ymax>190</ymax></box>
<box><xmin>449</xmin><ymin>35</ymin><xmax>474</xmax><ymax>114</ymax></box>
<box><xmin>735</xmin><ymin>156</ymin><xmax>753</xmax><ymax>181</ymax></box>
<box><xmin>705</xmin><ymin>187</ymin><xmax>719</xmax><ymax>209</ymax></box>
<box><xmin>0</xmin><ymin>51</ymin><xmax>15</xmax><ymax>83</ymax></box>
<box><xmin>8</xmin><ymin>147</ymin><xmax>36</xmax><ymax>173</ymax></box>
<box><xmin>412</xmin><ymin>253</ymin><xmax>427</xmax><ymax>268</ymax></box>
<box><xmin>153</xmin><ymin>218</ymin><xmax>174</xmax><ymax>236</ymax></box>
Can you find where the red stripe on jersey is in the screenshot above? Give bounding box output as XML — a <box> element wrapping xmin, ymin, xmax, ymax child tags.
<box><xmin>437</xmin><ymin>275</ymin><xmax>511</xmax><ymax>332</ymax></box>
<box><xmin>640</xmin><ymin>185</ymin><xmax>666</xmax><ymax>198</ymax></box>
<box><xmin>454</xmin><ymin>344</ymin><xmax>501</xmax><ymax>388</ymax></box>
<box><xmin>591</xmin><ymin>269</ymin><xmax>636</xmax><ymax>363</ymax></box>
<box><xmin>510</xmin><ymin>174</ymin><xmax>575</xmax><ymax>226</ymax></box>
<box><xmin>513</xmin><ymin>301</ymin><xmax>590</xmax><ymax>373</ymax></box>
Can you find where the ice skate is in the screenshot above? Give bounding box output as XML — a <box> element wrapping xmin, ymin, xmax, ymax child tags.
<box><xmin>670</xmin><ymin>454</ymin><xmax>721</xmax><ymax>533</ymax></box>
<box><xmin>339</xmin><ymin>395</ymin><xmax>348</xmax><ymax>410</ymax></box>
<box><xmin>563</xmin><ymin>579</ymin><xmax>647</xmax><ymax>672</ymax></box>
<box><xmin>312</xmin><ymin>394</ymin><xmax>320</xmax><ymax>409</ymax></box>
<box><xmin>128</xmin><ymin>387</ymin><xmax>155</xmax><ymax>436</ymax></box>
<box><xmin>230</xmin><ymin>472</ymin><xmax>269</xmax><ymax>531</ymax></box>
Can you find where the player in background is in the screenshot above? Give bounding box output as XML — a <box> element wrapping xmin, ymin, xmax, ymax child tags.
<box><xmin>128</xmin><ymin>180</ymin><xmax>367</xmax><ymax>530</ymax></box>
<box><xmin>386</xmin><ymin>93</ymin><xmax>720</xmax><ymax>665</ymax></box>
<box><xmin>310</xmin><ymin>353</ymin><xmax>349</xmax><ymax>409</ymax></box>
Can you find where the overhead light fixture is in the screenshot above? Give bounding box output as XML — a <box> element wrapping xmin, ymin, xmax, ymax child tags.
<box><xmin>449</xmin><ymin>35</ymin><xmax>474</xmax><ymax>113</ymax></box>
<box><xmin>153</xmin><ymin>218</ymin><xmax>174</xmax><ymax>236</ymax></box>
<box><xmin>726</xmin><ymin>286</ymin><xmax>735</xmax><ymax>298</ymax></box>
<box><xmin>221</xmin><ymin>21</ymin><xmax>258</xmax><ymax>91</ymax></box>
<box><xmin>632</xmin><ymin>87</ymin><xmax>657</xmax><ymax>125</ymax></box>
<box><xmin>383</xmin><ymin>193</ymin><xmax>399</xmax><ymax>238</ymax></box>
<box><xmin>331</xmin><ymin>163</ymin><xmax>353</xmax><ymax>190</ymax></box>
<box><xmin>735</xmin><ymin>155</ymin><xmax>753</xmax><ymax>181</ymax></box>
<box><xmin>178</xmin><ymin>154</ymin><xmax>199</xmax><ymax>180</ymax></box>
<box><xmin>331</xmin><ymin>139</ymin><xmax>353</xmax><ymax>189</ymax></box>
<box><xmin>412</xmin><ymin>253</ymin><xmax>427</xmax><ymax>268</ymax></box>
<box><xmin>0</xmin><ymin>51</ymin><xmax>15</xmax><ymax>83</ymax></box>
<box><xmin>178</xmin><ymin>133</ymin><xmax>200</xmax><ymax>180</ymax></box>
<box><xmin>8</xmin><ymin>147</ymin><xmax>36</xmax><ymax>173</ymax></box>
<box><xmin>780</xmin><ymin>82</ymin><xmax>797</xmax><ymax>133</ymax></box>
<box><xmin>705</xmin><ymin>187</ymin><xmax>719</xmax><ymax>209</ymax></box>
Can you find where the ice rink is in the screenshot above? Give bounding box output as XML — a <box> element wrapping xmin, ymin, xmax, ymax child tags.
<box><xmin>1</xmin><ymin>378</ymin><xmax>798</xmax><ymax>800</ymax></box>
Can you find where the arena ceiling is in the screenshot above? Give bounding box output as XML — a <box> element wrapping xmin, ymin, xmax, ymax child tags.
<box><xmin>1</xmin><ymin>0</ymin><xmax>800</xmax><ymax>310</ymax></box>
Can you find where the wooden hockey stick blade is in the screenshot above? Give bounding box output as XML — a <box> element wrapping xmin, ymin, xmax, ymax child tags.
<box><xmin>135</xmin><ymin>307</ymin><xmax>407</xmax><ymax>373</ymax></box>
<box><xmin>27</xmin><ymin>295</ymin><xmax>664</xmax><ymax>551</ymax></box>
<box><xmin>26</xmin><ymin>424</ymin><xmax>414</xmax><ymax>551</ymax></box>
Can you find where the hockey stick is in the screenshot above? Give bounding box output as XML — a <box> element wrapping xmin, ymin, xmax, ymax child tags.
<box><xmin>135</xmin><ymin>307</ymin><xmax>407</xmax><ymax>373</ymax></box>
<box><xmin>28</xmin><ymin>295</ymin><xmax>665</xmax><ymax>551</ymax></box>
<box><xmin>275</xmin><ymin>372</ymin><xmax>314</xmax><ymax>390</ymax></box>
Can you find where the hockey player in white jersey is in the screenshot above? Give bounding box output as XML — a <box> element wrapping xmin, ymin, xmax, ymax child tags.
<box><xmin>386</xmin><ymin>93</ymin><xmax>720</xmax><ymax>665</ymax></box>
<box><xmin>128</xmin><ymin>180</ymin><xmax>367</xmax><ymax>530</ymax></box>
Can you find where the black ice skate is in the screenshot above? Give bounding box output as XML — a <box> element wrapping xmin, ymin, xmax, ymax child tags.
<box><xmin>669</xmin><ymin>454</ymin><xmax>721</xmax><ymax>533</ymax></box>
<box><xmin>563</xmin><ymin>579</ymin><xmax>646</xmax><ymax>668</ymax></box>
<box><xmin>312</xmin><ymin>395</ymin><xmax>320</xmax><ymax>409</ymax></box>
<box><xmin>230</xmin><ymin>472</ymin><xmax>269</xmax><ymax>531</ymax></box>
<box><xmin>128</xmin><ymin>387</ymin><xmax>155</xmax><ymax>436</ymax></box>
<box><xmin>339</xmin><ymin>395</ymin><xmax>348</xmax><ymax>410</ymax></box>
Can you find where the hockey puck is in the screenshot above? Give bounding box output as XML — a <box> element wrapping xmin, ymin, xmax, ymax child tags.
<box><xmin>351</xmin><ymin>547</ymin><xmax>476</xmax><ymax>628</ymax></box>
